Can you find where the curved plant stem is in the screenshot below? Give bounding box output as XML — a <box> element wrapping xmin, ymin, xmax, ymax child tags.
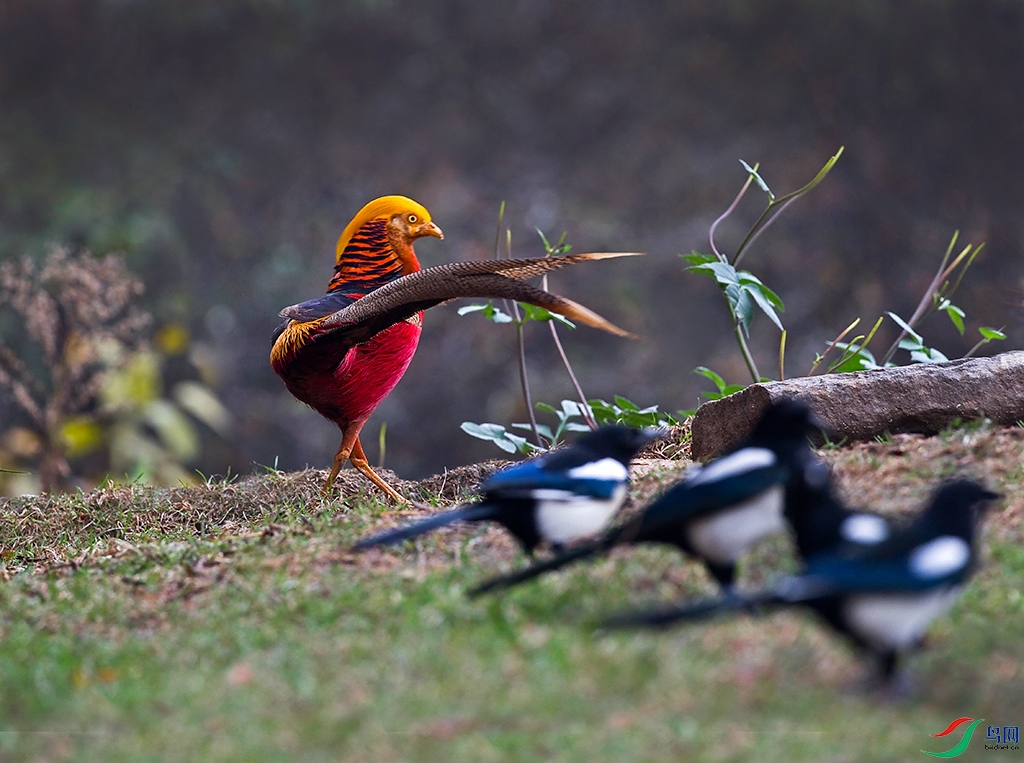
<box><xmin>542</xmin><ymin>274</ymin><xmax>597</xmax><ymax>430</ymax></box>
<box><xmin>710</xmin><ymin>171</ymin><xmax>756</xmax><ymax>262</ymax></box>
<box><xmin>504</xmin><ymin>230</ymin><xmax>542</xmax><ymax>448</ymax></box>
<box><xmin>733</xmin><ymin>147</ymin><xmax>844</xmax><ymax>268</ymax></box>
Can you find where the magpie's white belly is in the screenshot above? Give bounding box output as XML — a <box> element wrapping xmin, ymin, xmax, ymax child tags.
<box><xmin>844</xmin><ymin>587</ymin><xmax>962</xmax><ymax>649</ymax></box>
<box><xmin>536</xmin><ymin>484</ymin><xmax>627</xmax><ymax>544</ymax></box>
<box><xmin>686</xmin><ymin>485</ymin><xmax>786</xmax><ymax>563</ymax></box>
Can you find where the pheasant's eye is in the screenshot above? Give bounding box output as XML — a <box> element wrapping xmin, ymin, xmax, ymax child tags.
<box><xmin>407</xmin><ymin>214</ymin><xmax>418</xmax><ymax>223</ymax></box>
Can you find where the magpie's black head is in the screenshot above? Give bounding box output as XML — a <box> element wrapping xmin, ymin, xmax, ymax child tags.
<box><xmin>925</xmin><ymin>479</ymin><xmax>1000</xmax><ymax>538</ymax></box>
<box><xmin>749</xmin><ymin>399</ymin><xmax>821</xmax><ymax>446</ymax></box>
<box><xmin>577</xmin><ymin>425</ymin><xmax>664</xmax><ymax>464</ymax></box>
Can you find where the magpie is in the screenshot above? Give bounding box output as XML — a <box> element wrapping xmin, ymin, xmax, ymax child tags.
<box><xmin>783</xmin><ymin>456</ymin><xmax>893</xmax><ymax>561</ymax></box>
<box><xmin>351</xmin><ymin>425</ymin><xmax>661</xmax><ymax>555</ymax></box>
<box><xmin>469</xmin><ymin>399</ymin><xmax>821</xmax><ymax>596</ymax></box>
<box><xmin>603</xmin><ymin>479</ymin><xmax>999</xmax><ymax>689</ymax></box>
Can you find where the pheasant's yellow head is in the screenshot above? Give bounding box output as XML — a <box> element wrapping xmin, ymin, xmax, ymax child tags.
<box><xmin>335</xmin><ymin>196</ymin><xmax>443</xmax><ymax>274</ymax></box>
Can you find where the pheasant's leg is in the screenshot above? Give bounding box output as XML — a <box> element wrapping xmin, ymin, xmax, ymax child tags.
<box><xmin>323</xmin><ymin>421</ymin><xmax>362</xmax><ymax>496</ymax></box>
<box><xmin>349</xmin><ymin>437</ymin><xmax>407</xmax><ymax>504</ymax></box>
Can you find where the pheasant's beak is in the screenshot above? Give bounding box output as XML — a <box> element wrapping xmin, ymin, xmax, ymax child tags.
<box><xmin>417</xmin><ymin>221</ymin><xmax>444</xmax><ymax>240</ymax></box>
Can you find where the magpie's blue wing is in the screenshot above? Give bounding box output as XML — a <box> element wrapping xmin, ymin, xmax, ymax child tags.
<box><xmin>788</xmin><ymin>540</ymin><xmax>973</xmax><ymax>597</ymax></box>
<box><xmin>639</xmin><ymin>462</ymin><xmax>789</xmax><ymax>532</ymax></box>
<box><xmin>480</xmin><ymin>456</ymin><xmax>627</xmax><ymax>500</ymax></box>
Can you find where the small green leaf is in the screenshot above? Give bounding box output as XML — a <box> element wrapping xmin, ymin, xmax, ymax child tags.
<box><xmin>739</xmin><ymin>274</ymin><xmax>785</xmax><ymax>309</ymax></box>
<box><xmin>693</xmin><ymin>366</ymin><xmax>743</xmax><ymax>399</ymax></box>
<box><xmin>887</xmin><ymin>311</ymin><xmax>922</xmax><ymax>342</ymax></box>
<box><xmin>910</xmin><ymin>347</ymin><xmax>949</xmax><ymax>363</ymax></box>
<box><xmin>681</xmin><ymin>251</ymin><xmax>718</xmax><ymax>265</ymax></box>
<box><xmin>939</xmin><ymin>301</ymin><xmax>966</xmax><ymax>334</ymax></box>
<box><xmin>564</xmin><ymin>422</ymin><xmax>592</xmax><ymax>433</ymax></box>
<box><xmin>694</xmin><ymin>366</ymin><xmax>727</xmax><ymax>389</ymax></box>
<box><xmin>740</xmin><ymin>159</ymin><xmax>774</xmax><ymax>201</ymax></box>
<box><xmin>613</xmin><ymin>395</ymin><xmax>639</xmax><ymax>412</ymax></box>
<box><xmin>458</xmin><ymin>301</ymin><xmax>514</xmax><ymax>324</ymax></box>
<box><xmin>517</xmin><ymin>303</ymin><xmax>576</xmax><ymax>328</ymax></box>
<box><xmin>979</xmin><ymin>326</ymin><xmax>1007</xmax><ymax>341</ymax></box>
<box><xmin>511</xmin><ymin>422</ymin><xmax>554</xmax><ymax>441</ymax></box>
<box><xmin>559</xmin><ymin>400</ymin><xmax>590</xmax><ymax>419</ymax></box>
<box><xmin>728</xmin><ymin>285</ymin><xmax>755</xmax><ymax>334</ymax></box>
<box><xmin>460</xmin><ymin>422</ymin><xmax>536</xmax><ymax>454</ymax></box>
<box><xmin>742</xmin><ymin>283</ymin><xmax>785</xmax><ymax>331</ymax></box>
<box><xmin>829</xmin><ymin>342</ymin><xmax>880</xmax><ymax>373</ymax></box>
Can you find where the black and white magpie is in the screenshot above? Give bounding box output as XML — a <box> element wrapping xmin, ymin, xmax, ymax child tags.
<box><xmin>470</xmin><ymin>399</ymin><xmax>821</xmax><ymax>596</ymax></box>
<box><xmin>351</xmin><ymin>425</ymin><xmax>661</xmax><ymax>555</ymax></box>
<box><xmin>603</xmin><ymin>479</ymin><xmax>999</xmax><ymax>688</ymax></box>
<box><xmin>782</xmin><ymin>457</ymin><xmax>893</xmax><ymax>561</ymax></box>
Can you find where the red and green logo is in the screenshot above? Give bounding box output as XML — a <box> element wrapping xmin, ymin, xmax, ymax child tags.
<box><xmin>922</xmin><ymin>718</ymin><xmax>985</xmax><ymax>758</ymax></box>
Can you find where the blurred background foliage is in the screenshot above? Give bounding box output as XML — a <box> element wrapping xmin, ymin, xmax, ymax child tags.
<box><xmin>0</xmin><ymin>0</ymin><xmax>1021</xmax><ymax>492</ymax></box>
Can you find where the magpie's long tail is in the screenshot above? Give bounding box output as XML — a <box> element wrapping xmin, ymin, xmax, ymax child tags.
<box><xmin>468</xmin><ymin>539</ymin><xmax>606</xmax><ymax>597</ymax></box>
<box><xmin>599</xmin><ymin>589</ymin><xmax>780</xmax><ymax>630</ymax></box>
<box><xmin>351</xmin><ymin>504</ymin><xmax>495</xmax><ymax>550</ymax></box>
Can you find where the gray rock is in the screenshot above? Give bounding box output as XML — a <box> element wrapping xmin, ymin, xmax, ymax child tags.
<box><xmin>691</xmin><ymin>351</ymin><xmax>1024</xmax><ymax>460</ymax></box>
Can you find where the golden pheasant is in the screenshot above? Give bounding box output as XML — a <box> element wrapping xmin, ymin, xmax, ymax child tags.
<box><xmin>271</xmin><ymin>195</ymin><xmax>638</xmax><ymax>503</ymax></box>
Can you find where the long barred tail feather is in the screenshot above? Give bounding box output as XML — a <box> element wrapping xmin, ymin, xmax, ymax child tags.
<box><xmin>283</xmin><ymin>253</ymin><xmax>643</xmax><ymax>343</ymax></box>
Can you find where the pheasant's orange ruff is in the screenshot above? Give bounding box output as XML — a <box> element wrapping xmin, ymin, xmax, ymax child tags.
<box><xmin>328</xmin><ymin>218</ymin><xmax>409</xmax><ymax>296</ymax></box>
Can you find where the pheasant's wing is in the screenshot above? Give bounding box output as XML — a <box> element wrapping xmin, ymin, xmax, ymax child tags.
<box><xmin>279</xmin><ymin>292</ymin><xmax>359</xmax><ymax>322</ymax></box>
<box><xmin>271</xmin><ymin>292</ymin><xmax>357</xmax><ymax>345</ymax></box>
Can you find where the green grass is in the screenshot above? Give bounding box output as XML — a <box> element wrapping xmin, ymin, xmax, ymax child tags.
<box><xmin>1</xmin><ymin>431</ymin><xmax>1023</xmax><ymax>762</ymax></box>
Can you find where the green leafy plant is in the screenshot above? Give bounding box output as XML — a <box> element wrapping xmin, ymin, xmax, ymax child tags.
<box><xmin>459</xmin><ymin>208</ymin><xmax>599</xmax><ymax>446</ymax></box>
<box><xmin>683</xmin><ymin>150</ymin><xmax>843</xmax><ymax>383</ymax></box>
<box><xmin>685</xmin><ymin>151</ymin><xmax>1006</xmax><ymax>401</ymax></box>
<box><xmin>459</xmin><ymin>206</ymin><xmax>673</xmax><ymax>456</ymax></box>
<box><xmin>462</xmin><ymin>397</ymin><xmax>678</xmax><ymax>455</ymax></box>
<box><xmin>678</xmin><ymin>367</ymin><xmax>747</xmax><ymax>417</ymax></box>
<box><xmin>0</xmin><ymin>247</ymin><xmax>230</xmax><ymax>494</ymax></box>
<box><xmin>810</xmin><ymin>232</ymin><xmax>1005</xmax><ymax>373</ymax></box>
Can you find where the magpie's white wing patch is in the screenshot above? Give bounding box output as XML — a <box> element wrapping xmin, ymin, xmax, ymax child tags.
<box><xmin>690</xmin><ymin>447</ymin><xmax>776</xmax><ymax>484</ymax></box>
<box><xmin>536</xmin><ymin>484</ymin><xmax>627</xmax><ymax>544</ymax></box>
<box><xmin>909</xmin><ymin>536</ymin><xmax>970</xmax><ymax>579</ymax></box>
<box><xmin>841</xmin><ymin>514</ymin><xmax>890</xmax><ymax>545</ymax></box>
<box><xmin>567</xmin><ymin>457</ymin><xmax>629</xmax><ymax>482</ymax></box>
<box><xmin>686</xmin><ymin>484</ymin><xmax>786</xmax><ymax>563</ymax></box>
